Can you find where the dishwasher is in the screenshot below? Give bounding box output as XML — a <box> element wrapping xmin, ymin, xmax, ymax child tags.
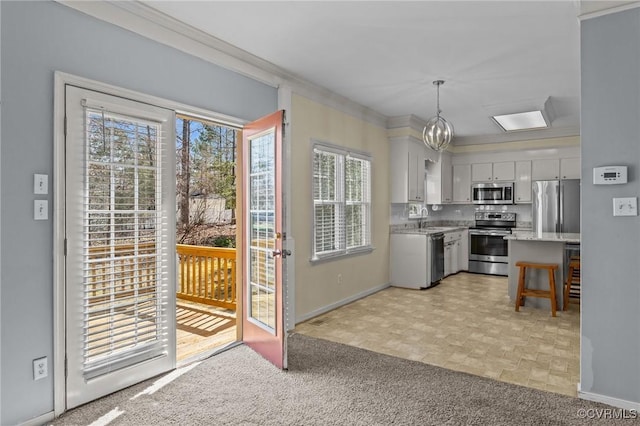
<box><xmin>430</xmin><ymin>233</ymin><xmax>445</xmax><ymax>283</ymax></box>
<box><xmin>390</xmin><ymin>232</ymin><xmax>445</xmax><ymax>289</ymax></box>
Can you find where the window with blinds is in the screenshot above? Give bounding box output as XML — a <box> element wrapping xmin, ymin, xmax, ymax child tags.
<box><xmin>312</xmin><ymin>144</ymin><xmax>371</xmax><ymax>261</ymax></box>
<box><xmin>82</xmin><ymin>106</ymin><xmax>167</xmax><ymax>378</ymax></box>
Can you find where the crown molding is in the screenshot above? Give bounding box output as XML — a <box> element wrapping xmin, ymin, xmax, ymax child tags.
<box><xmin>579</xmin><ymin>1</ymin><xmax>640</xmax><ymax>21</ymax></box>
<box><xmin>450</xmin><ymin>135</ymin><xmax>580</xmax><ymax>154</ymax></box>
<box><xmin>55</xmin><ymin>0</ymin><xmax>387</xmax><ymax>128</ymax></box>
<box><xmin>387</xmin><ymin>115</ymin><xmax>427</xmax><ymax>132</ymax></box>
<box><xmin>453</xmin><ymin>125</ymin><xmax>580</xmax><ymax>146</ymax></box>
<box><xmin>387</xmin><ymin>115</ymin><xmax>579</xmax><ymax>151</ymax></box>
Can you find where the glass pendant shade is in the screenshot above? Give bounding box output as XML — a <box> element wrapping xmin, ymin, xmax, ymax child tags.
<box><xmin>422</xmin><ymin>80</ymin><xmax>454</xmax><ymax>152</ymax></box>
<box><xmin>423</xmin><ymin>115</ymin><xmax>454</xmax><ymax>152</ymax></box>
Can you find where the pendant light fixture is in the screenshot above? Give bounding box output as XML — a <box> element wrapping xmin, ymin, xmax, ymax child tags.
<box><xmin>423</xmin><ymin>80</ymin><xmax>454</xmax><ymax>152</ymax></box>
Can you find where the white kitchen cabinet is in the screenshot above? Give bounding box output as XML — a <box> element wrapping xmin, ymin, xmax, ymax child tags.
<box><xmin>515</xmin><ymin>160</ymin><xmax>532</xmax><ymax>203</ymax></box>
<box><xmin>459</xmin><ymin>229</ymin><xmax>469</xmax><ymax>271</ymax></box>
<box><xmin>452</xmin><ymin>164</ymin><xmax>471</xmax><ymax>203</ymax></box>
<box><xmin>390</xmin><ymin>233</ymin><xmax>436</xmax><ymax>289</ymax></box>
<box><xmin>441</xmin><ymin>155</ymin><xmax>453</xmax><ymax>203</ymax></box>
<box><xmin>471</xmin><ymin>162</ymin><xmax>493</xmax><ymax>182</ymax></box>
<box><xmin>444</xmin><ymin>240</ymin><xmax>458</xmax><ymax>277</ymax></box>
<box><xmin>444</xmin><ymin>230</ymin><xmax>466</xmax><ymax>275</ymax></box>
<box><xmin>532</xmin><ymin>158</ymin><xmax>560</xmax><ymax>180</ymax></box>
<box><xmin>426</xmin><ymin>151</ymin><xmax>452</xmax><ymax>204</ymax></box>
<box><xmin>444</xmin><ymin>242</ymin><xmax>454</xmax><ymax>277</ymax></box>
<box><xmin>408</xmin><ymin>141</ymin><xmax>426</xmax><ymax>202</ymax></box>
<box><xmin>529</xmin><ymin>157</ymin><xmax>580</xmax><ymax>181</ymax></box>
<box><xmin>390</xmin><ymin>137</ymin><xmax>426</xmax><ymax>203</ymax></box>
<box><xmin>560</xmin><ymin>157</ymin><xmax>581</xmax><ymax>179</ymax></box>
<box><xmin>492</xmin><ymin>161</ymin><xmax>516</xmax><ymax>181</ymax></box>
<box><xmin>471</xmin><ymin>161</ymin><xmax>515</xmax><ymax>182</ymax></box>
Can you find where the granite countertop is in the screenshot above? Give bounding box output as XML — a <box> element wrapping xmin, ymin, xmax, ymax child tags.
<box><xmin>391</xmin><ymin>226</ymin><xmax>468</xmax><ymax>235</ymax></box>
<box><xmin>504</xmin><ymin>231</ymin><xmax>580</xmax><ymax>243</ymax></box>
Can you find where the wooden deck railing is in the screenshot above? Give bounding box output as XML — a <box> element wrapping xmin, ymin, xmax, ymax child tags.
<box><xmin>86</xmin><ymin>243</ymin><xmax>236</xmax><ymax>311</ymax></box>
<box><xmin>176</xmin><ymin>244</ymin><xmax>237</xmax><ymax>310</ymax></box>
<box><xmin>87</xmin><ymin>242</ymin><xmax>158</xmax><ymax>305</ymax></box>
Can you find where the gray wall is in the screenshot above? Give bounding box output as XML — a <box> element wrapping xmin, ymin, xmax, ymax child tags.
<box><xmin>0</xmin><ymin>1</ymin><xmax>277</xmax><ymax>424</ymax></box>
<box><xmin>581</xmin><ymin>9</ymin><xmax>640</xmax><ymax>403</ymax></box>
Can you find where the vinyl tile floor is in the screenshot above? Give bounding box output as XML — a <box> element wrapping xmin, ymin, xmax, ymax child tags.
<box><xmin>294</xmin><ymin>272</ymin><xmax>580</xmax><ymax>397</ymax></box>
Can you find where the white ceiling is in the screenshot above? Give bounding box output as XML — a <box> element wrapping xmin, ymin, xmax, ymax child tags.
<box><xmin>142</xmin><ymin>1</ymin><xmax>583</xmax><ymax>145</ymax></box>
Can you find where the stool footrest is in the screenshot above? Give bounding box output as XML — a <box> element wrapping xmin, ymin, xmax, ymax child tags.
<box><xmin>521</xmin><ymin>289</ymin><xmax>552</xmax><ymax>298</ymax></box>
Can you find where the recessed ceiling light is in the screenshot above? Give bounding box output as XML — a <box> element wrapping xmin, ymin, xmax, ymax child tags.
<box><xmin>492</xmin><ymin>111</ymin><xmax>549</xmax><ymax>132</ymax></box>
<box><xmin>490</xmin><ymin>97</ymin><xmax>555</xmax><ymax>132</ymax></box>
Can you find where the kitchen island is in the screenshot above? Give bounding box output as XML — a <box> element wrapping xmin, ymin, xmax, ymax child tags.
<box><xmin>504</xmin><ymin>231</ymin><xmax>580</xmax><ymax>311</ymax></box>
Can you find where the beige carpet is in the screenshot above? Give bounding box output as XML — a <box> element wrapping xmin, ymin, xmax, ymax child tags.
<box><xmin>52</xmin><ymin>334</ymin><xmax>631</xmax><ymax>426</ymax></box>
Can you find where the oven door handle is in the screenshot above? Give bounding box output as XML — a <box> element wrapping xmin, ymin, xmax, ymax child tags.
<box><xmin>469</xmin><ymin>231</ymin><xmax>511</xmax><ymax>237</ymax></box>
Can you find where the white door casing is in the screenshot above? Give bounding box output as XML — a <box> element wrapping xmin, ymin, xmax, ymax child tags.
<box><xmin>64</xmin><ymin>85</ymin><xmax>176</xmax><ymax>408</ymax></box>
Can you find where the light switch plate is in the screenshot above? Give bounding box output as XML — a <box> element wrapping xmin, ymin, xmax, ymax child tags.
<box><xmin>34</xmin><ymin>200</ymin><xmax>48</xmax><ymax>220</ymax></box>
<box><xmin>34</xmin><ymin>174</ymin><xmax>48</xmax><ymax>195</ymax></box>
<box><xmin>613</xmin><ymin>197</ymin><xmax>638</xmax><ymax>216</ymax></box>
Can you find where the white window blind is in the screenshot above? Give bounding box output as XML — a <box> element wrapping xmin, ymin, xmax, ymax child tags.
<box><xmin>312</xmin><ymin>144</ymin><xmax>371</xmax><ymax>261</ymax></box>
<box><xmin>82</xmin><ymin>106</ymin><xmax>168</xmax><ymax>378</ymax></box>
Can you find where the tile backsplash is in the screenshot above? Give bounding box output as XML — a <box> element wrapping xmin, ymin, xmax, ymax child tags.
<box><xmin>390</xmin><ymin>203</ymin><xmax>532</xmax><ymax>227</ymax></box>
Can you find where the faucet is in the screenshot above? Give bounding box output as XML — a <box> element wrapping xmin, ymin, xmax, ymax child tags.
<box><xmin>418</xmin><ymin>206</ymin><xmax>429</xmax><ymax>229</ymax></box>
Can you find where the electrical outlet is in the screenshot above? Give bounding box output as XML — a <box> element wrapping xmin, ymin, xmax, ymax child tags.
<box><xmin>337</xmin><ymin>274</ymin><xmax>343</xmax><ymax>285</ymax></box>
<box><xmin>33</xmin><ymin>357</ymin><xmax>48</xmax><ymax>381</ymax></box>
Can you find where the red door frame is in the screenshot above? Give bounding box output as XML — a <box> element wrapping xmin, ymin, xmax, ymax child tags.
<box><xmin>241</xmin><ymin>110</ymin><xmax>286</xmax><ymax>369</ymax></box>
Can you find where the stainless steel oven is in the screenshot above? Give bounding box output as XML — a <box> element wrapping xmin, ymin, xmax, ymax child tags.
<box><xmin>468</xmin><ymin>212</ymin><xmax>516</xmax><ymax>276</ymax></box>
<box><xmin>472</xmin><ymin>182</ymin><xmax>514</xmax><ymax>204</ymax></box>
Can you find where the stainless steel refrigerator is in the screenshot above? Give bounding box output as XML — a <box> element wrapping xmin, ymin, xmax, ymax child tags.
<box><xmin>532</xmin><ymin>179</ymin><xmax>580</xmax><ymax>233</ymax></box>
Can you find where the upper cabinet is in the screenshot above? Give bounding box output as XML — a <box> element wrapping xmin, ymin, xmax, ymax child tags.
<box><xmin>560</xmin><ymin>157</ymin><xmax>581</xmax><ymax>179</ymax></box>
<box><xmin>407</xmin><ymin>141</ymin><xmax>426</xmax><ymax>202</ymax></box>
<box><xmin>492</xmin><ymin>161</ymin><xmax>516</xmax><ymax>181</ymax></box>
<box><xmin>471</xmin><ymin>162</ymin><xmax>493</xmax><ymax>182</ymax></box>
<box><xmin>531</xmin><ymin>158</ymin><xmax>581</xmax><ymax>181</ymax></box>
<box><xmin>390</xmin><ymin>137</ymin><xmax>426</xmax><ymax>203</ymax></box>
<box><xmin>426</xmin><ymin>152</ymin><xmax>452</xmax><ymax>204</ymax></box>
<box><xmin>452</xmin><ymin>164</ymin><xmax>471</xmax><ymax>203</ymax></box>
<box><xmin>515</xmin><ymin>160</ymin><xmax>532</xmax><ymax>203</ymax></box>
<box><xmin>471</xmin><ymin>161</ymin><xmax>515</xmax><ymax>182</ymax></box>
<box><xmin>531</xmin><ymin>158</ymin><xmax>560</xmax><ymax>180</ymax></box>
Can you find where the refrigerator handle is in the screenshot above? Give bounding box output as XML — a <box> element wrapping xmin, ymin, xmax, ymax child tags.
<box><xmin>558</xmin><ymin>181</ymin><xmax>564</xmax><ymax>233</ymax></box>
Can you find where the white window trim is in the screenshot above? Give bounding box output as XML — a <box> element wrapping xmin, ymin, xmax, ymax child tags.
<box><xmin>310</xmin><ymin>140</ymin><xmax>373</xmax><ymax>263</ymax></box>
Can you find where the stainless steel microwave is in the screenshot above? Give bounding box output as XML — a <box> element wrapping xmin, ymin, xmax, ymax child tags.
<box><xmin>471</xmin><ymin>182</ymin><xmax>514</xmax><ymax>204</ymax></box>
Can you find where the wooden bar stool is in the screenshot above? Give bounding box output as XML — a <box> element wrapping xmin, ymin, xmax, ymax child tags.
<box><xmin>563</xmin><ymin>256</ymin><xmax>581</xmax><ymax>310</ymax></box>
<box><xmin>515</xmin><ymin>261</ymin><xmax>559</xmax><ymax>317</ymax></box>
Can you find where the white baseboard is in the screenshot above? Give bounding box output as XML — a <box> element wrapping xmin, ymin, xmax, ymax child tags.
<box><xmin>295</xmin><ymin>282</ymin><xmax>391</xmax><ymax>324</ymax></box>
<box><xmin>20</xmin><ymin>411</ymin><xmax>54</xmax><ymax>426</ymax></box>
<box><xmin>579</xmin><ymin>387</ymin><xmax>640</xmax><ymax>411</ymax></box>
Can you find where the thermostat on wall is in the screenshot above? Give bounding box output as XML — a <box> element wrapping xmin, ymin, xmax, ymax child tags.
<box><xmin>593</xmin><ymin>166</ymin><xmax>627</xmax><ymax>185</ymax></box>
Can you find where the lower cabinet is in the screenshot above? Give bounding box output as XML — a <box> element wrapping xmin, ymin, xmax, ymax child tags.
<box><xmin>444</xmin><ymin>230</ymin><xmax>468</xmax><ymax>276</ymax></box>
<box><xmin>459</xmin><ymin>229</ymin><xmax>469</xmax><ymax>271</ymax></box>
<box><xmin>444</xmin><ymin>241</ymin><xmax>455</xmax><ymax>277</ymax></box>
